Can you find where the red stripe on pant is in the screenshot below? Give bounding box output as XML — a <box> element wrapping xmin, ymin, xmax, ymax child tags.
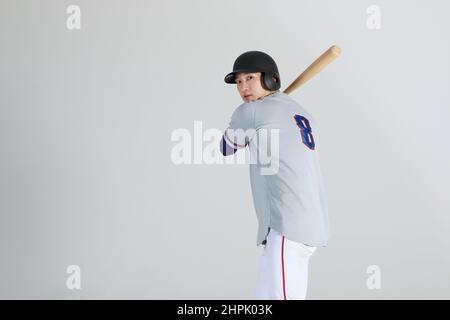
<box><xmin>281</xmin><ymin>236</ymin><xmax>286</xmax><ymax>300</ymax></box>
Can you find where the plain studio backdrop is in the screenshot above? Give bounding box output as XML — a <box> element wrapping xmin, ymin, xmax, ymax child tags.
<box><xmin>1</xmin><ymin>0</ymin><xmax>449</xmax><ymax>299</ymax></box>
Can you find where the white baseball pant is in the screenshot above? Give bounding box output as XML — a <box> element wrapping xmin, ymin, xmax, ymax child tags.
<box><xmin>254</xmin><ymin>228</ymin><xmax>317</xmax><ymax>300</ymax></box>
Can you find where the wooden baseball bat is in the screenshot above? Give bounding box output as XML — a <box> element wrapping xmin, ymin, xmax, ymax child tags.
<box><xmin>283</xmin><ymin>45</ymin><xmax>341</xmax><ymax>95</ymax></box>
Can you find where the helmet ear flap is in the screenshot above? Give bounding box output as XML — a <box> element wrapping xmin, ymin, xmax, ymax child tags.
<box><xmin>261</xmin><ymin>73</ymin><xmax>281</xmax><ymax>91</ymax></box>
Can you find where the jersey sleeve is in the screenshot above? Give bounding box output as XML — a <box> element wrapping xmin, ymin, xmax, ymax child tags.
<box><xmin>223</xmin><ymin>103</ymin><xmax>257</xmax><ymax>149</ymax></box>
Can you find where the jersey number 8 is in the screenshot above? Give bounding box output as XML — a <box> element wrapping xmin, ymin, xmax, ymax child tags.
<box><xmin>294</xmin><ymin>114</ymin><xmax>315</xmax><ymax>150</ymax></box>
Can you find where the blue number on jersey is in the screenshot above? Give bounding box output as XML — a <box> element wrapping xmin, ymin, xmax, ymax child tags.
<box><xmin>294</xmin><ymin>114</ymin><xmax>315</xmax><ymax>150</ymax></box>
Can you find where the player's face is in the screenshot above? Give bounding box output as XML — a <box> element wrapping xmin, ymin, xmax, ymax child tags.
<box><xmin>235</xmin><ymin>72</ymin><xmax>272</xmax><ymax>103</ymax></box>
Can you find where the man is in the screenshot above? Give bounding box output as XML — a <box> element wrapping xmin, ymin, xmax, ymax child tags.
<box><xmin>220</xmin><ymin>51</ymin><xmax>330</xmax><ymax>300</ymax></box>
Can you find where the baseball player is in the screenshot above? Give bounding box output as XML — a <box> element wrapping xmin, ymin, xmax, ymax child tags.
<box><xmin>220</xmin><ymin>51</ymin><xmax>330</xmax><ymax>300</ymax></box>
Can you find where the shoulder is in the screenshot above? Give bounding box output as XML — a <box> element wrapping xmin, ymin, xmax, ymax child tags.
<box><xmin>232</xmin><ymin>101</ymin><xmax>257</xmax><ymax>118</ymax></box>
<box><xmin>258</xmin><ymin>92</ymin><xmax>319</xmax><ymax>125</ymax></box>
<box><xmin>258</xmin><ymin>91</ymin><xmax>294</xmax><ymax>106</ymax></box>
<box><xmin>253</xmin><ymin>92</ymin><xmax>298</xmax><ymax>114</ymax></box>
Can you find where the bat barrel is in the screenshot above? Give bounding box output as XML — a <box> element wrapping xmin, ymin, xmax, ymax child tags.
<box><xmin>283</xmin><ymin>45</ymin><xmax>341</xmax><ymax>95</ymax></box>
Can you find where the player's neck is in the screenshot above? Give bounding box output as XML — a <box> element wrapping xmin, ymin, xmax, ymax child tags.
<box><xmin>257</xmin><ymin>90</ymin><xmax>279</xmax><ymax>101</ymax></box>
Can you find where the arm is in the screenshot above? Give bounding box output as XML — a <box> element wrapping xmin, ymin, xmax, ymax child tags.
<box><xmin>220</xmin><ymin>135</ymin><xmax>237</xmax><ymax>156</ymax></box>
<box><xmin>220</xmin><ymin>129</ymin><xmax>248</xmax><ymax>156</ymax></box>
<box><xmin>221</xmin><ymin>103</ymin><xmax>254</xmax><ymax>156</ymax></box>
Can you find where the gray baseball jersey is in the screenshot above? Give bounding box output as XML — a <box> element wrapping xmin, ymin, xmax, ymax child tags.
<box><xmin>222</xmin><ymin>91</ymin><xmax>330</xmax><ymax>247</ymax></box>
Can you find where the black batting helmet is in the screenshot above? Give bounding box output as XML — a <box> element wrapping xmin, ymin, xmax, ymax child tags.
<box><xmin>224</xmin><ymin>51</ymin><xmax>281</xmax><ymax>91</ymax></box>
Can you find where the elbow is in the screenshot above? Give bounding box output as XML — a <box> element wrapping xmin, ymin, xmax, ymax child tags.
<box><xmin>220</xmin><ymin>135</ymin><xmax>237</xmax><ymax>156</ymax></box>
